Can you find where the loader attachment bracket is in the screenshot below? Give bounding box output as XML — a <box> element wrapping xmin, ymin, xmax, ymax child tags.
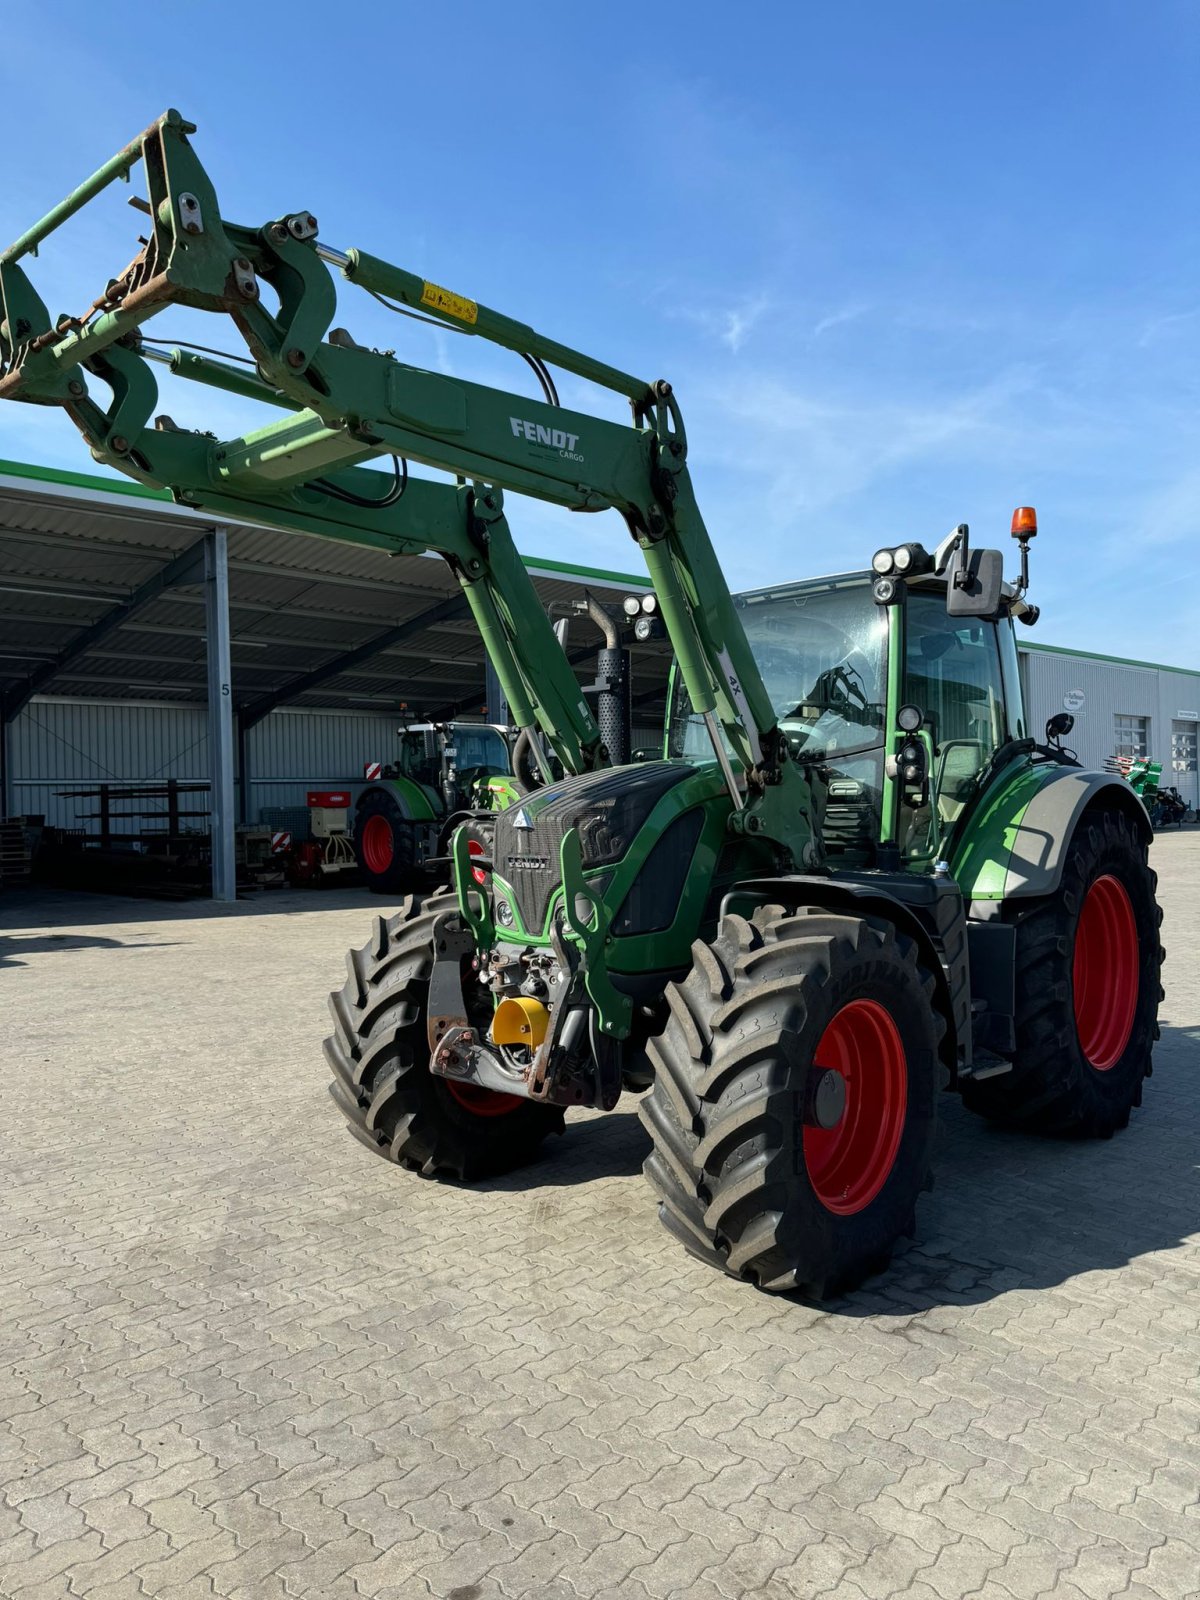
<box><xmin>559</xmin><ymin>826</ymin><xmax>633</xmax><ymax>1041</ymax></box>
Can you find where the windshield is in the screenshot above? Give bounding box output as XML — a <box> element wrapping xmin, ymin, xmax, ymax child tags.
<box><xmin>449</xmin><ymin>726</ymin><xmax>510</xmax><ymax>774</ymax></box>
<box><xmin>668</xmin><ymin>577</ymin><xmax>887</xmax><ymax>765</ymax></box>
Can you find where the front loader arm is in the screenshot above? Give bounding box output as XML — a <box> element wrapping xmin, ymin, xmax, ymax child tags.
<box><xmin>0</xmin><ymin>109</ymin><xmax>818</xmax><ymax>865</ymax></box>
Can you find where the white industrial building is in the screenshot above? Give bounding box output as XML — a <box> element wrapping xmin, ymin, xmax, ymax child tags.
<box><xmin>1020</xmin><ymin>644</ymin><xmax>1200</xmax><ymax>811</ymax></box>
<box><xmin>2</xmin><ymin>459</ymin><xmax>1195</xmax><ymax>902</ymax></box>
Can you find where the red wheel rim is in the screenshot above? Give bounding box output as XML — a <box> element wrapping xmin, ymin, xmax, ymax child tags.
<box><xmin>361</xmin><ymin>814</ymin><xmax>394</xmax><ymax>874</ymax></box>
<box><xmin>445</xmin><ymin>1079</ymin><xmax>523</xmax><ymax>1118</ymax></box>
<box><xmin>1073</xmin><ymin>874</ymin><xmax>1139</xmax><ymax>1071</ymax></box>
<box><xmin>803</xmin><ymin>999</ymin><xmax>907</xmax><ymax>1215</ymax></box>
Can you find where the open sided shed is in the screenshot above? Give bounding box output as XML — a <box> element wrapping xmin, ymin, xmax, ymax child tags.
<box><xmin>0</xmin><ymin>458</ymin><xmax>666</xmax><ymax>898</ymax></box>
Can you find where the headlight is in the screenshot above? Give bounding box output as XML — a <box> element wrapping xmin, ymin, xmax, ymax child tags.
<box><xmin>872</xmin><ymin>549</ymin><xmax>894</xmax><ymax>575</ymax></box>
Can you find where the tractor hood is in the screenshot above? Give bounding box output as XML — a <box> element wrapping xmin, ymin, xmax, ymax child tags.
<box><xmin>492</xmin><ymin>761</ymin><xmax>694</xmax><ymax>935</ymax></box>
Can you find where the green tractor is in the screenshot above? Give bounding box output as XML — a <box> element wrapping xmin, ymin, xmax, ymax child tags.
<box><xmin>0</xmin><ymin>112</ymin><xmax>1163</xmax><ymax>1296</ymax></box>
<box><xmin>354</xmin><ymin>720</ymin><xmax>518</xmax><ymax>895</ymax></box>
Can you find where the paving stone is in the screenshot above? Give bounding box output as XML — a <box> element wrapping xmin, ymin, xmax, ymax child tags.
<box><xmin>1</xmin><ymin>837</ymin><xmax>1197</xmax><ymax>1600</ymax></box>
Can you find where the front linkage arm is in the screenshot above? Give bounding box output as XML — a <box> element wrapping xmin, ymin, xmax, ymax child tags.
<box><xmin>0</xmin><ymin>109</ymin><xmax>819</xmax><ymax>868</ymax></box>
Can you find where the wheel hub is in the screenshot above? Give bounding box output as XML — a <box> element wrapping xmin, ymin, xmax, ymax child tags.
<box><xmin>803</xmin><ymin>1065</ymin><xmax>847</xmax><ymax>1129</ymax></box>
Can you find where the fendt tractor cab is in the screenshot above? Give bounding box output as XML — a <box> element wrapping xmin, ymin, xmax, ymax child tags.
<box><xmin>354</xmin><ymin>721</ymin><xmax>517</xmax><ymax>895</ymax></box>
<box><xmin>0</xmin><ymin>113</ymin><xmax>1162</xmax><ymax>1297</ymax></box>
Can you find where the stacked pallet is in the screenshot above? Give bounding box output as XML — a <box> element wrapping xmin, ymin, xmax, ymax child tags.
<box><xmin>0</xmin><ymin>820</ymin><xmax>31</xmax><ymax>887</ymax></box>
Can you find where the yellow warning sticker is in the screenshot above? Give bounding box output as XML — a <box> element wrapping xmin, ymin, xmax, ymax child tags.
<box><xmin>420</xmin><ymin>280</ymin><xmax>478</xmax><ymax>325</ymax></box>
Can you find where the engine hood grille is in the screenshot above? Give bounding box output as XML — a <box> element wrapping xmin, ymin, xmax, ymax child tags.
<box><xmin>493</xmin><ymin>761</ymin><xmax>692</xmax><ymax>933</ymax></box>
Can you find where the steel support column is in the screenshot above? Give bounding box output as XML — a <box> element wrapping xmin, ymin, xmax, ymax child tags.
<box><xmin>0</xmin><ymin>715</ymin><xmax>12</xmax><ymax>820</ymax></box>
<box><xmin>236</xmin><ymin>716</ymin><xmax>249</xmax><ymax>825</ymax></box>
<box><xmin>204</xmin><ymin>528</ymin><xmax>236</xmax><ymax>901</ymax></box>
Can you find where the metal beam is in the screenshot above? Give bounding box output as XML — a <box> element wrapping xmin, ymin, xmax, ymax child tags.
<box><xmin>0</xmin><ymin>534</ymin><xmax>208</xmax><ymax>723</ymax></box>
<box><xmin>204</xmin><ymin>529</ymin><xmax>236</xmax><ymax>902</ymax></box>
<box><xmin>0</xmin><ymin>716</ymin><xmax>12</xmax><ymax>819</ymax></box>
<box><xmin>237</xmin><ymin>594</ymin><xmax>471</xmax><ymax>732</ymax></box>
<box><xmin>237</xmin><ymin>715</ymin><xmax>249</xmax><ymax>826</ymax></box>
<box><xmin>431</xmin><ymin>637</ymin><xmax>597</xmax><ymax>722</ymax></box>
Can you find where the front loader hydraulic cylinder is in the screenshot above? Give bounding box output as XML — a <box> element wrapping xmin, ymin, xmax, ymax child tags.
<box><xmin>141</xmin><ymin>346</ymin><xmax>302</xmax><ymax>413</ymax></box>
<box><xmin>330</xmin><ymin>246</ymin><xmax>651</xmax><ymax>405</ymax></box>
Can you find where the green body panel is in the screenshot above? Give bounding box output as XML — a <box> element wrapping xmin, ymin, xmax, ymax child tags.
<box><xmin>486</xmin><ymin>776</ymin><xmax>521</xmax><ymax>809</ymax></box>
<box><xmin>880</xmin><ymin>603</ymin><xmax>904</xmax><ymax>846</ymax></box>
<box><xmin>948</xmin><ymin>754</ymin><xmax>1047</xmax><ymax>900</ymax></box>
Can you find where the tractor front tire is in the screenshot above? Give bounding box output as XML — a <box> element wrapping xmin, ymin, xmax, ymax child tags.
<box><xmin>325</xmin><ymin>892</ymin><xmax>564</xmax><ymax>1178</ymax></box>
<box><xmin>639</xmin><ymin>906</ymin><xmax>942</xmax><ymax>1298</ymax></box>
<box><xmin>355</xmin><ymin>789</ymin><xmax>420</xmax><ymax>896</ymax></box>
<box><xmin>962</xmin><ymin>807</ymin><xmax>1162</xmax><ymax>1137</ymax></box>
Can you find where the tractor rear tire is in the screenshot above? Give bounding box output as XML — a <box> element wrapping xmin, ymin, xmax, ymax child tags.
<box><xmin>354</xmin><ymin>789</ymin><xmax>422</xmax><ymax>897</ymax></box>
<box><xmin>638</xmin><ymin>905</ymin><xmax>942</xmax><ymax>1298</ymax></box>
<box><xmin>961</xmin><ymin>808</ymin><xmax>1163</xmax><ymax>1137</ymax></box>
<box><xmin>324</xmin><ymin>892</ymin><xmax>564</xmax><ymax>1178</ymax></box>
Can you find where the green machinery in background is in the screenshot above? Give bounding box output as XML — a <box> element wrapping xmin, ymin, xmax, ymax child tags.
<box><xmin>0</xmin><ymin>113</ymin><xmax>1164</xmax><ymax>1297</ymax></box>
<box><xmin>354</xmin><ymin>721</ymin><xmax>519</xmax><ymax>896</ymax></box>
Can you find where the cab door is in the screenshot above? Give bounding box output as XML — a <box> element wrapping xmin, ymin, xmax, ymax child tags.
<box><xmin>902</xmin><ymin>593</ymin><xmax>1010</xmax><ymax>853</ymax></box>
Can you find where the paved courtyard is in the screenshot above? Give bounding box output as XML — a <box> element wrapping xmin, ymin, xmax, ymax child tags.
<box><xmin>2</xmin><ymin>830</ymin><xmax>1198</xmax><ymax>1600</ymax></box>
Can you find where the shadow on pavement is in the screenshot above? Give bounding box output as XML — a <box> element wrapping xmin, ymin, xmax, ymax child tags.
<box><xmin>841</xmin><ymin>1020</ymin><xmax>1199</xmax><ymax>1315</ymax></box>
<box><xmin>0</xmin><ymin>882</ymin><xmax>383</xmax><ymax>932</ymax></box>
<box><xmin>481</xmin><ymin>1020</ymin><xmax>1199</xmax><ymax>1313</ymax></box>
<box><xmin>0</xmin><ymin>931</ymin><xmax>187</xmax><ymax>967</ymax></box>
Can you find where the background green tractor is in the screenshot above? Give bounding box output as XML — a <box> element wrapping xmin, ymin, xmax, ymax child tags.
<box><xmin>354</xmin><ymin>721</ymin><xmax>518</xmax><ymax>895</ymax></box>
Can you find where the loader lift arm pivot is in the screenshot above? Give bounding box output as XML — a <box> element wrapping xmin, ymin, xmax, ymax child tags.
<box><xmin>0</xmin><ymin>108</ymin><xmax>817</xmax><ymax>867</ymax></box>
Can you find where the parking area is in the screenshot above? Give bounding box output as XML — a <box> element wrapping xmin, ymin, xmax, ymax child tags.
<box><xmin>2</xmin><ymin>832</ymin><xmax>1198</xmax><ymax>1600</ymax></box>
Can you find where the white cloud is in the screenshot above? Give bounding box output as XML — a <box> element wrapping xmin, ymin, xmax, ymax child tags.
<box><xmin>811</xmin><ymin>303</ymin><xmax>870</xmax><ymax>340</ymax></box>
<box><xmin>670</xmin><ymin>292</ymin><xmax>772</xmax><ymax>355</ymax></box>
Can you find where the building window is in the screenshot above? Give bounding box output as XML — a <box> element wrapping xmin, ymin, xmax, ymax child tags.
<box><xmin>1114</xmin><ymin>714</ymin><xmax>1149</xmax><ymax>759</ymax></box>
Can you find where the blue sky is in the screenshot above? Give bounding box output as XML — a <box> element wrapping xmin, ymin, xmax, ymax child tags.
<box><xmin>2</xmin><ymin>2</ymin><xmax>1198</xmax><ymax>664</ymax></box>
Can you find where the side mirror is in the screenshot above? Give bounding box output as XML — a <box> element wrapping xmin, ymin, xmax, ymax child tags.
<box><xmin>946</xmin><ymin>546</ymin><xmax>1004</xmax><ymax>618</ymax></box>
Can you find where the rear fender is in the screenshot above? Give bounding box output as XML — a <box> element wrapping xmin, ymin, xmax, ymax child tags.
<box><xmin>952</xmin><ymin>764</ymin><xmax>1150</xmax><ymax>908</ymax></box>
<box><xmin>355</xmin><ymin>776</ymin><xmax>438</xmax><ymax>823</ymax></box>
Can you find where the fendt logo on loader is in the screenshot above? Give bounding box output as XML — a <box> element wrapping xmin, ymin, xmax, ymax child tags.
<box><xmin>510</xmin><ymin>416</ymin><xmax>584</xmax><ymax>463</ymax></box>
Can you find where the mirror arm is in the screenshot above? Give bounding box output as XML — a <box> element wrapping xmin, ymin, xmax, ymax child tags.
<box><xmin>933</xmin><ymin>523</ymin><xmax>968</xmax><ymax>575</ymax></box>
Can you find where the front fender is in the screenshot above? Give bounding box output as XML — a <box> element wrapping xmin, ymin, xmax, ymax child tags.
<box><xmin>355</xmin><ymin>777</ymin><xmax>438</xmax><ymax>822</ymax></box>
<box><xmin>952</xmin><ymin>761</ymin><xmax>1150</xmax><ymax>905</ymax></box>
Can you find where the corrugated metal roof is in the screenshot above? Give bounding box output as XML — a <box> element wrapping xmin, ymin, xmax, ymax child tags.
<box><xmin>0</xmin><ymin>459</ymin><xmax>670</xmax><ymax>721</ymax></box>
